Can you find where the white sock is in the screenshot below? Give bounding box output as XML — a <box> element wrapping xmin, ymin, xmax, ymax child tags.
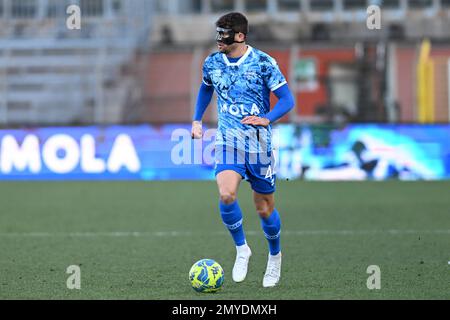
<box><xmin>236</xmin><ymin>243</ymin><xmax>250</xmax><ymax>256</ymax></box>
<box><xmin>269</xmin><ymin>252</ymin><xmax>282</xmax><ymax>259</ymax></box>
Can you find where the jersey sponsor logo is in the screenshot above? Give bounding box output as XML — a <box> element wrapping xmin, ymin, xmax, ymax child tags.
<box><xmin>220</xmin><ymin>103</ymin><xmax>261</xmax><ymax>117</ymax></box>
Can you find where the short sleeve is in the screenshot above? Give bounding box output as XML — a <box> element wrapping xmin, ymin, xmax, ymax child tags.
<box><xmin>202</xmin><ymin>57</ymin><xmax>213</xmax><ymax>86</ymax></box>
<box><xmin>262</xmin><ymin>56</ymin><xmax>287</xmax><ymax>92</ymax></box>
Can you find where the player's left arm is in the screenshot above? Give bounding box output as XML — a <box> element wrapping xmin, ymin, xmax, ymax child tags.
<box><xmin>241</xmin><ymin>84</ymin><xmax>295</xmax><ymax>127</ymax></box>
<box><xmin>241</xmin><ymin>56</ymin><xmax>295</xmax><ymax>127</ymax></box>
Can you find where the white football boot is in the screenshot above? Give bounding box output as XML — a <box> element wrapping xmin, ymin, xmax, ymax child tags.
<box><xmin>263</xmin><ymin>252</ymin><xmax>282</xmax><ymax>288</ymax></box>
<box><xmin>232</xmin><ymin>244</ymin><xmax>252</xmax><ymax>282</ymax></box>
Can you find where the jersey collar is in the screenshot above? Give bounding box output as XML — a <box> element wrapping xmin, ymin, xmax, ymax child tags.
<box><xmin>222</xmin><ymin>46</ymin><xmax>253</xmax><ymax>67</ymax></box>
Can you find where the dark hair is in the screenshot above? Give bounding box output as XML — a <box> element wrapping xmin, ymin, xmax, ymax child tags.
<box><xmin>216</xmin><ymin>12</ymin><xmax>249</xmax><ymax>35</ymax></box>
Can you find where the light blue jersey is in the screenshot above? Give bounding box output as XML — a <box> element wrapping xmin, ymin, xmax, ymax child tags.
<box><xmin>202</xmin><ymin>46</ymin><xmax>287</xmax><ymax>153</ymax></box>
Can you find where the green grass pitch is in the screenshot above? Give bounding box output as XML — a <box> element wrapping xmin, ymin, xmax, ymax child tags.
<box><xmin>0</xmin><ymin>181</ymin><xmax>449</xmax><ymax>299</ymax></box>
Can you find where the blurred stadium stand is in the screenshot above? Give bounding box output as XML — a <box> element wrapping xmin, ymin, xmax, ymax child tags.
<box><xmin>146</xmin><ymin>0</ymin><xmax>450</xmax><ymax>124</ymax></box>
<box><xmin>0</xmin><ymin>0</ymin><xmax>152</xmax><ymax>126</ymax></box>
<box><xmin>151</xmin><ymin>0</ymin><xmax>450</xmax><ymax>44</ymax></box>
<box><xmin>1</xmin><ymin>0</ymin><xmax>450</xmax><ymax>126</ymax></box>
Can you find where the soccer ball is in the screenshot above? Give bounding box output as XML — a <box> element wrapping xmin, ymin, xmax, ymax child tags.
<box><xmin>189</xmin><ymin>259</ymin><xmax>224</xmax><ymax>293</ymax></box>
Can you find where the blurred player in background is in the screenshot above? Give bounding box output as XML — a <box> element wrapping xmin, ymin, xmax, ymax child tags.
<box><xmin>191</xmin><ymin>12</ymin><xmax>294</xmax><ymax>287</ymax></box>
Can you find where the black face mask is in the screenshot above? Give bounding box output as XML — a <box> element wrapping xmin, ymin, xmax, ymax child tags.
<box><xmin>216</xmin><ymin>27</ymin><xmax>245</xmax><ymax>46</ymax></box>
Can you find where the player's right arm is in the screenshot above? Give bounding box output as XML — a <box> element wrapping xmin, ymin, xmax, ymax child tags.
<box><xmin>191</xmin><ymin>83</ymin><xmax>214</xmax><ymax>139</ymax></box>
<box><xmin>192</xmin><ymin>58</ymin><xmax>214</xmax><ymax>139</ymax></box>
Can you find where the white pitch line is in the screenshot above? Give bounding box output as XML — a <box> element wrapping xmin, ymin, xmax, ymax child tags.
<box><xmin>0</xmin><ymin>229</ymin><xmax>449</xmax><ymax>238</ymax></box>
<box><xmin>0</xmin><ymin>231</ymin><xmax>194</xmax><ymax>238</ymax></box>
<box><xmin>283</xmin><ymin>229</ymin><xmax>450</xmax><ymax>236</ymax></box>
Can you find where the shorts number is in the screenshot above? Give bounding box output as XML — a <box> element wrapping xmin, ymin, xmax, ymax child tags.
<box><xmin>265</xmin><ymin>165</ymin><xmax>273</xmax><ymax>179</ymax></box>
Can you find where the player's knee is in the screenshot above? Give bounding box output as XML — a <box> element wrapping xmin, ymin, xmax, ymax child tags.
<box><xmin>220</xmin><ymin>191</ymin><xmax>237</xmax><ymax>205</ymax></box>
<box><xmin>256</xmin><ymin>208</ymin><xmax>270</xmax><ymax>219</ymax></box>
<box><xmin>256</xmin><ymin>203</ymin><xmax>274</xmax><ymax>219</ymax></box>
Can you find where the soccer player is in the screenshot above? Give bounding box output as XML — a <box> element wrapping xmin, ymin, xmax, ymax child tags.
<box><xmin>191</xmin><ymin>12</ymin><xmax>295</xmax><ymax>287</ymax></box>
